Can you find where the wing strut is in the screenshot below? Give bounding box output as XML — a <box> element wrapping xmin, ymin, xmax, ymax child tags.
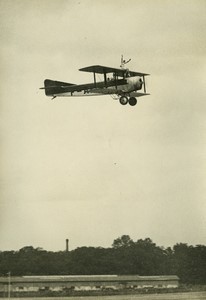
<box><xmin>93</xmin><ymin>72</ymin><xmax>96</xmax><ymax>88</ymax></box>
<box><xmin>115</xmin><ymin>73</ymin><xmax>118</xmax><ymax>89</ymax></box>
<box><xmin>143</xmin><ymin>75</ymin><xmax>146</xmax><ymax>94</ymax></box>
<box><xmin>104</xmin><ymin>72</ymin><xmax>107</xmax><ymax>87</ymax></box>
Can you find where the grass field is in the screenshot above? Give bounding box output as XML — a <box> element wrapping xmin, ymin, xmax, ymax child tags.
<box><xmin>2</xmin><ymin>291</ymin><xmax>206</xmax><ymax>300</ymax></box>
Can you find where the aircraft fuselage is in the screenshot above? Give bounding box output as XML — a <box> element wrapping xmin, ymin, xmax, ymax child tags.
<box><xmin>53</xmin><ymin>76</ymin><xmax>143</xmax><ymax>97</ymax></box>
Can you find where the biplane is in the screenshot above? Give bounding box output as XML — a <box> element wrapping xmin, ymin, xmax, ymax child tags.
<box><xmin>40</xmin><ymin>57</ymin><xmax>150</xmax><ymax>106</ymax></box>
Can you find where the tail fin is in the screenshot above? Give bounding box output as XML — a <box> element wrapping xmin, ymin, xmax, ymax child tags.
<box><xmin>42</xmin><ymin>79</ymin><xmax>75</xmax><ymax>96</ymax></box>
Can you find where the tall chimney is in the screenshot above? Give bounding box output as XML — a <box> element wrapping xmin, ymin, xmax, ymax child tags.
<box><xmin>66</xmin><ymin>239</ymin><xmax>69</xmax><ymax>252</ymax></box>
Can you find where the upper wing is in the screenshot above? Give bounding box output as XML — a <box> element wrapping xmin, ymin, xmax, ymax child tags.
<box><xmin>79</xmin><ymin>65</ymin><xmax>149</xmax><ymax>77</ymax></box>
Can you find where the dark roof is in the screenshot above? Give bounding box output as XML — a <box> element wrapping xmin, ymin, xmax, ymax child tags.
<box><xmin>0</xmin><ymin>275</ymin><xmax>179</xmax><ymax>284</ymax></box>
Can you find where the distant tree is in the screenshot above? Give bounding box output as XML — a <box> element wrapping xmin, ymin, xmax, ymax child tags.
<box><xmin>112</xmin><ymin>235</ymin><xmax>134</xmax><ymax>249</ymax></box>
<box><xmin>0</xmin><ymin>238</ymin><xmax>206</xmax><ymax>283</ymax></box>
<box><xmin>19</xmin><ymin>246</ymin><xmax>36</xmax><ymax>253</ymax></box>
<box><xmin>173</xmin><ymin>243</ymin><xmax>206</xmax><ymax>284</ymax></box>
<box><xmin>190</xmin><ymin>245</ymin><xmax>206</xmax><ymax>284</ymax></box>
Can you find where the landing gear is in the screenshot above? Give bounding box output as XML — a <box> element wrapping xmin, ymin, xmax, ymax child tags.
<box><xmin>119</xmin><ymin>96</ymin><xmax>137</xmax><ymax>106</ymax></box>
<box><xmin>129</xmin><ymin>97</ymin><xmax>137</xmax><ymax>106</ymax></box>
<box><xmin>119</xmin><ymin>96</ymin><xmax>128</xmax><ymax>105</ymax></box>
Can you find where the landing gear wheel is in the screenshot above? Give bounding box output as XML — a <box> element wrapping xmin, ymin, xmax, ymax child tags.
<box><xmin>129</xmin><ymin>97</ymin><xmax>137</xmax><ymax>106</ymax></box>
<box><xmin>119</xmin><ymin>96</ymin><xmax>128</xmax><ymax>105</ymax></box>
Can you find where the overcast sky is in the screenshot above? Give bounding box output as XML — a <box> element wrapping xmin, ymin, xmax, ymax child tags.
<box><xmin>0</xmin><ymin>0</ymin><xmax>206</xmax><ymax>252</ymax></box>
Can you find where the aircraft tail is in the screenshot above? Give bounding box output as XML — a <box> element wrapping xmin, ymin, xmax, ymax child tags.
<box><xmin>42</xmin><ymin>79</ymin><xmax>75</xmax><ymax>96</ymax></box>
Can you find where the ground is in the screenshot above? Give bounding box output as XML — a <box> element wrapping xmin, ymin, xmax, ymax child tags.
<box><xmin>2</xmin><ymin>291</ymin><xmax>206</xmax><ymax>300</ymax></box>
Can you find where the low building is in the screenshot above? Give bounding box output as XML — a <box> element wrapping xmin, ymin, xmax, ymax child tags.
<box><xmin>0</xmin><ymin>275</ymin><xmax>179</xmax><ymax>296</ymax></box>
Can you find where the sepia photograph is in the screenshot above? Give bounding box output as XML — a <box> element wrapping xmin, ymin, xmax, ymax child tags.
<box><xmin>0</xmin><ymin>0</ymin><xmax>206</xmax><ymax>299</ymax></box>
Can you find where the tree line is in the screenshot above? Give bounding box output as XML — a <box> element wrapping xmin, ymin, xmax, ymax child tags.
<box><xmin>0</xmin><ymin>236</ymin><xmax>205</xmax><ymax>284</ymax></box>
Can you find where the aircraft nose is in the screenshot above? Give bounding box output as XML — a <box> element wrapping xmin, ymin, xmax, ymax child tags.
<box><xmin>139</xmin><ymin>78</ymin><xmax>144</xmax><ymax>87</ymax></box>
